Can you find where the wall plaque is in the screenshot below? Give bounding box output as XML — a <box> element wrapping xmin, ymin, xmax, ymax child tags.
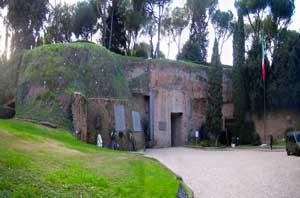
<box><xmin>132</xmin><ymin>111</ymin><xmax>142</xmax><ymax>132</ymax></box>
<box><xmin>114</xmin><ymin>104</ymin><xmax>126</xmax><ymax>131</ymax></box>
<box><xmin>158</xmin><ymin>121</ymin><xmax>167</xmax><ymax>131</ymax></box>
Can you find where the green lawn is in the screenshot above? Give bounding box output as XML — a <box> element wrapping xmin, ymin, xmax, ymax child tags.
<box><xmin>0</xmin><ymin>119</ymin><xmax>188</xmax><ymax>198</ymax></box>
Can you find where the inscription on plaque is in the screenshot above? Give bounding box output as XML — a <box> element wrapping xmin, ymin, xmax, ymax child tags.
<box><xmin>114</xmin><ymin>104</ymin><xmax>126</xmax><ymax>131</ymax></box>
<box><xmin>158</xmin><ymin>121</ymin><xmax>167</xmax><ymax>131</ymax></box>
<box><xmin>132</xmin><ymin>111</ymin><xmax>142</xmax><ymax>132</ymax></box>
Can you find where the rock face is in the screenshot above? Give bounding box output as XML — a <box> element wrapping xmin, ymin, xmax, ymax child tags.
<box><xmin>71</xmin><ymin>92</ymin><xmax>88</xmax><ymax>142</ymax></box>
<box><xmin>16</xmin><ymin>43</ymin><xmax>234</xmax><ymax>149</ymax></box>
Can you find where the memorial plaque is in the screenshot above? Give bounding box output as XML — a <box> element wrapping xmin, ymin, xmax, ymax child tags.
<box><xmin>114</xmin><ymin>104</ymin><xmax>126</xmax><ymax>131</ymax></box>
<box><xmin>132</xmin><ymin>111</ymin><xmax>142</xmax><ymax>132</ymax></box>
<box><xmin>158</xmin><ymin>121</ymin><xmax>167</xmax><ymax>131</ymax></box>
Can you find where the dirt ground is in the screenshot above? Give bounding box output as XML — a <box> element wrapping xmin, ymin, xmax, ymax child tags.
<box><xmin>145</xmin><ymin>147</ymin><xmax>300</xmax><ymax>198</ymax></box>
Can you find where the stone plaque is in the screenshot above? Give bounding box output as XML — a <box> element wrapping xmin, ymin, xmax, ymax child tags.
<box><xmin>132</xmin><ymin>111</ymin><xmax>142</xmax><ymax>132</ymax></box>
<box><xmin>114</xmin><ymin>104</ymin><xmax>126</xmax><ymax>131</ymax></box>
<box><xmin>158</xmin><ymin>121</ymin><xmax>167</xmax><ymax>131</ymax></box>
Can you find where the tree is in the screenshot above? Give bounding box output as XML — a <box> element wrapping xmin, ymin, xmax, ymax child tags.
<box><xmin>235</xmin><ymin>0</ymin><xmax>295</xmax><ymax>114</ymax></box>
<box><xmin>141</xmin><ymin>18</ymin><xmax>157</xmax><ymax>58</ymax></box>
<box><xmin>153</xmin><ymin>0</ymin><xmax>172</xmax><ymax>58</ymax></box>
<box><xmin>177</xmin><ymin>40</ymin><xmax>201</xmax><ymax>62</ymax></box>
<box><xmin>135</xmin><ymin>0</ymin><xmax>172</xmax><ymax>58</ymax></box>
<box><xmin>171</xmin><ymin>6</ymin><xmax>190</xmax><ymax>54</ymax></box>
<box><xmin>104</xmin><ymin>0</ymin><xmax>127</xmax><ymax>54</ymax></box>
<box><xmin>206</xmin><ymin>39</ymin><xmax>223</xmax><ymax>145</ymax></box>
<box><xmin>235</xmin><ymin>0</ymin><xmax>269</xmax><ymax>39</ymax></box>
<box><xmin>91</xmin><ymin>0</ymin><xmax>111</xmax><ymax>45</ymax></box>
<box><xmin>268</xmin><ymin>30</ymin><xmax>300</xmax><ymax>109</ymax></box>
<box><xmin>73</xmin><ymin>0</ymin><xmax>97</xmax><ymax>40</ymax></box>
<box><xmin>45</xmin><ymin>3</ymin><xmax>74</xmax><ymax>44</ymax></box>
<box><xmin>2</xmin><ymin>16</ymin><xmax>11</xmax><ymax>61</ymax></box>
<box><xmin>211</xmin><ymin>9</ymin><xmax>234</xmax><ymax>55</ymax></box>
<box><xmin>232</xmin><ymin>9</ymin><xmax>246</xmax><ymax>124</ymax></box>
<box><xmin>124</xmin><ymin>2</ymin><xmax>147</xmax><ymax>54</ymax></box>
<box><xmin>235</xmin><ymin>0</ymin><xmax>294</xmax><ymax>49</ymax></box>
<box><xmin>1</xmin><ymin>0</ymin><xmax>49</xmax><ymax>51</ymax></box>
<box><xmin>161</xmin><ymin>9</ymin><xmax>173</xmax><ymax>58</ymax></box>
<box><xmin>180</xmin><ymin>0</ymin><xmax>217</xmax><ymax>64</ymax></box>
<box><xmin>133</xmin><ymin>42</ymin><xmax>151</xmax><ymax>58</ymax></box>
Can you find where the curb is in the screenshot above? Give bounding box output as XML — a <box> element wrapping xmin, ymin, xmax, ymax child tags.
<box><xmin>144</xmin><ymin>155</ymin><xmax>195</xmax><ymax>198</ymax></box>
<box><xmin>184</xmin><ymin>145</ymin><xmax>285</xmax><ymax>152</ymax></box>
<box><xmin>184</xmin><ymin>145</ymin><xmax>229</xmax><ymax>151</ymax></box>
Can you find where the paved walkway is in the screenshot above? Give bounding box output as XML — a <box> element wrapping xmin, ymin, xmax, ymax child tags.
<box><xmin>145</xmin><ymin>147</ymin><xmax>300</xmax><ymax>198</ymax></box>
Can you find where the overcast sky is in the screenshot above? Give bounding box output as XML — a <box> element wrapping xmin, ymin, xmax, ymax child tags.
<box><xmin>1</xmin><ymin>0</ymin><xmax>299</xmax><ymax>65</ymax></box>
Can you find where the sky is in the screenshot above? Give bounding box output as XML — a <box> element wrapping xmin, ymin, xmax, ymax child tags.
<box><xmin>1</xmin><ymin>0</ymin><xmax>299</xmax><ymax>65</ymax></box>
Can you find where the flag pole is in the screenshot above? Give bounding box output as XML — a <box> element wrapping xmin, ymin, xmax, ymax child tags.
<box><xmin>262</xmin><ymin>30</ymin><xmax>266</xmax><ymax>143</ymax></box>
<box><xmin>264</xmin><ymin>70</ymin><xmax>266</xmax><ymax>143</ymax></box>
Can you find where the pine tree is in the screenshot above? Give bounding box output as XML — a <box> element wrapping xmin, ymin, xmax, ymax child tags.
<box><xmin>206</xmin><ymin>39</ymin><xmax>223</xmax><ymax>144</ymax></box>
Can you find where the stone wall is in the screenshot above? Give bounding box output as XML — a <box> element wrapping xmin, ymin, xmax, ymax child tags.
<box><xmin>71</xmin><ymin>93</ymin><xmax>88</xmax><ymax>142</ymax></box>
<box><xmin>87</xmin><ymin>97</ymin><xmax>146</xmax><ymax>150</ymax></box>
<box><xmin>251</xmin><ymin>110</ymin><xmax>300</xmax><ymax>142</ymax></box>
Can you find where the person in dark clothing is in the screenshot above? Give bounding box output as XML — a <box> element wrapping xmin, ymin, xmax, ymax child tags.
<box><xmin>270</xmin><ymin>134</ymin><xmax>273</xmax><ymax>150</ymax></box>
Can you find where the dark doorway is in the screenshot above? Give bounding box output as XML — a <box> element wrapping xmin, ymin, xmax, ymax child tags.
<box><xmin>171</xmin><ymin>113</ymin><xmax>183</xmax><ymax>147</ymax></box>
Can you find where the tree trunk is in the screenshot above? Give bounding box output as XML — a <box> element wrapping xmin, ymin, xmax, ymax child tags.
<box><xmin>150</xmin><ymin>36</ymin><xmax>154</xmax><ymax>58</ymax></box>
<box><xmin>100</xmin><ymin>2</ymin><xmax>108</xmax><ymax>46</ymax></box>
<box><xmin>167</xmin><ymin>35</ymin><xmax>171</xmax><ymax>59</ymax></box>
<box><xmin>4</xmin><ymin>24</ymin><xmax>9</xmax><ymax>61</ymax></box>
<box><xmin>155</xmin><ymin>5</ymin><xmax>163</xmax><ymax>58</ymax></box>
<box><xmin>177</xmin><ymin>32</ymin><xmax>182</xmax><ymax>54</ymax></box>
<box><xmin>109</xmin><ymin>4</ymin><xmax>115</xmax><ymax>50</ymax></box>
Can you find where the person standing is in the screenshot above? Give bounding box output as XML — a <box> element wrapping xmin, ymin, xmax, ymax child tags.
<box><xmin>270</xmin><ymin>134</ymin><xmax>273</xmax><ymax>150</ymax></box>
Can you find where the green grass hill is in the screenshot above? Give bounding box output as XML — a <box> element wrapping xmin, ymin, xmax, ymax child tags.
<box><xmin>0</xmin><ymin>119</ymin><xmax>190</xmax><ymax>198</ymax></box>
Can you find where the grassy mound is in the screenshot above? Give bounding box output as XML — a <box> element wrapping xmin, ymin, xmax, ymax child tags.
<box><xmin>0</xmin><ymin>119</ymin><xmax>189</xmax><ymax>197</ymax></box>
<box><xmin>17</xmin><ymin>43</ymin><xmax>131</xmax><ymax>127</ymax></box>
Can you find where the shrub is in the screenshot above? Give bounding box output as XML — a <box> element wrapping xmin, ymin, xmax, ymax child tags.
<box><xmin>284</xmin><ymin>127</ymin><xmax>295</xmax><ymax>137</ymax></box>
<box><xmin>252</xmin><ymin>132</ymin><xmax>261</xmax><ymax>146</ymax></box>
<box><xmin>200</xmin><ymin>140</ymin><xmax>210</xmax><ymax>147</ymax></box>
<box><xmin>36</xmin><ymin>90</ymin><xmax>56</xmax><ymax>102</ymax></box>
<box><xmin>226</xmin><ymin>120</ymin><xmax>256</xmax><ymax>145</ymax></box>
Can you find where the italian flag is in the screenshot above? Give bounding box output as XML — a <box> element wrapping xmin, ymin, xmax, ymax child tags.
<box><xmin>261</xmin><ymin>31</ymin><xmax>266</xmax><ymax>81</ymax></box>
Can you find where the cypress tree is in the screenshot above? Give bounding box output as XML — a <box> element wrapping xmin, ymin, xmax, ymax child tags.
<box><xmin>232</xmin><ymin>9</ymin><xmax>246</xmax><ymax>124</ymax></box>
<box><xmin>206</xmin><ymin>39</ymin><xmax>223</xmax><ymax>144</ymax></box>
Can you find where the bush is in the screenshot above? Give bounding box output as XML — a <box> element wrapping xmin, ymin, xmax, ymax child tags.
<box><xmin>252</xmin><ymin>132</ymin><xmax>261</xmax><ymax>146</ymax></box>
<box><xmin>133</xmin><ymin>42</ymin><xmax>151</xmax><ymax>59</ymax></box>
<box><xmin>284</xmin><ymin>127</ymin><xmax>295</xmax><ymax>137</ymax></box>
<box><xmin>239</xmin><ymin>121</ymin><xmax>255</xmax><ymax>145</ymax></box>
<box><xmin>226</xmin><ymin>120</ymin><xmax>256</xmax><ymax>145</ymax></box>
<box><xmin>200</xmin><ymin>140</ymin><xmax>210</xmax><ymax>147</ymax></box>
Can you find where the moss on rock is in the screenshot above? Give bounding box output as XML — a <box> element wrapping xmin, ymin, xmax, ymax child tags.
<box><xmin>17</xmin><ymin>43</ymin><xmax>131</xmax><ymax>127</ymax></box>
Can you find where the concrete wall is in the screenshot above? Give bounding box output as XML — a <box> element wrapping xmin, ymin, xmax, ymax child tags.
<box><xmin>148</xmin><ymin>64</ymin><xmax>234</xmax><ymax>147</ymax></box>
<box><xmin>251</xmin><ymin>110</ymin><xmax>300</xmax><ymax>142</ymax></box>
<box><xmin>152</xmin><ymin>89</ymin><xmax>190</xmax><ymax>147</ymax></box>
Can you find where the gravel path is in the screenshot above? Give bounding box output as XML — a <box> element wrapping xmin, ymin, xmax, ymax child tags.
<box><xmin>145</xmin><ymin>147</ymin><xmax>300</xmax><ymax>198</ymax></box>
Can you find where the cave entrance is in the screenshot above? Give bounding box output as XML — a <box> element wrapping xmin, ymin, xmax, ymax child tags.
<box><xmin>171</xmin><ymin>113</ymin><xmax>183</xmax><ymax>147</ymax></box>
